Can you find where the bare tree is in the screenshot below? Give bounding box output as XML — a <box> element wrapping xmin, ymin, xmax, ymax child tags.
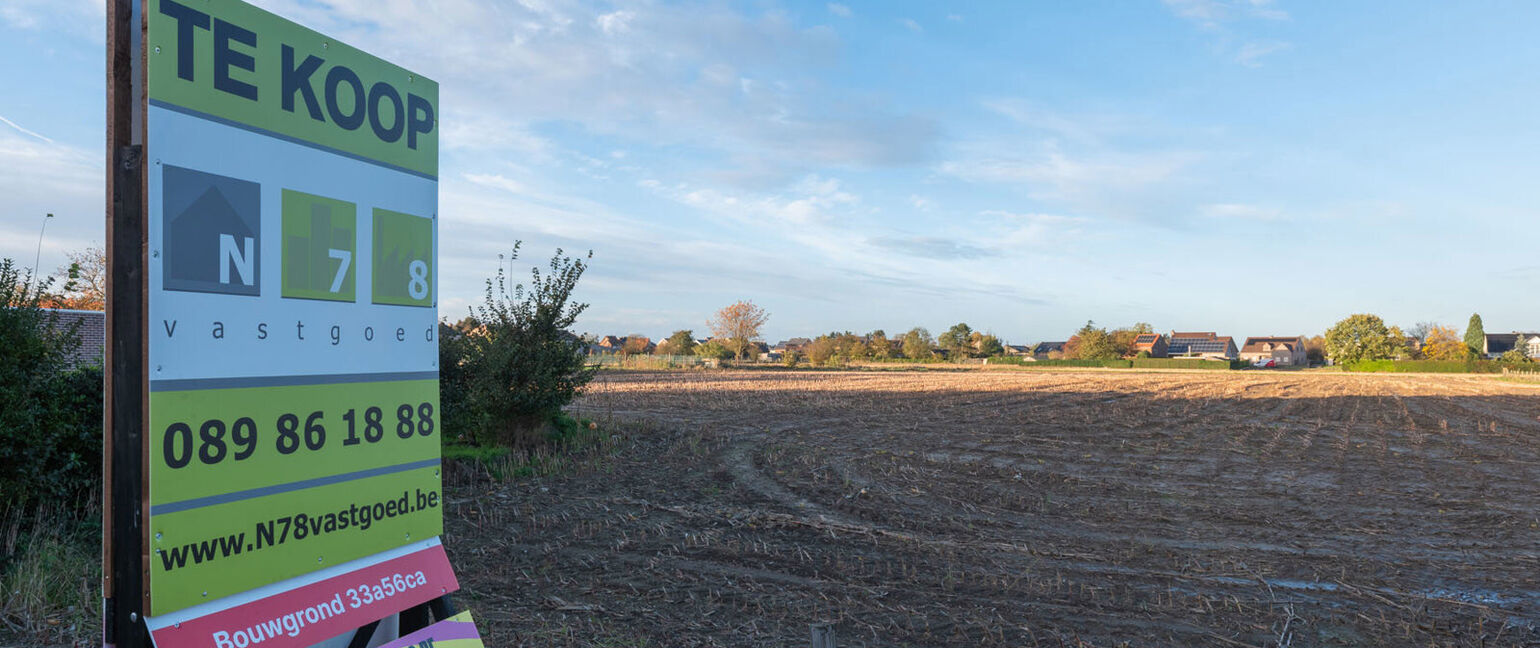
<box><xmin>708</xmin><ymin>300</ymin><xmax>770</xmax><ymax>360</ymax></box>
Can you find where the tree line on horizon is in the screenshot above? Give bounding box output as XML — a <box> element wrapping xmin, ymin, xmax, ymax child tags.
<box><xmin>600</xmin><ymin>304</ymin><xmax>1534</xmax><ymax>368</ymax></box>
<box><xmin>12</xmin><ymin>248</ymin><xmax>1533</xmax><ymax>368</ymax></box>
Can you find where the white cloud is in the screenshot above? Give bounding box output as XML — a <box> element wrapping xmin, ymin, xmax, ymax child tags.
<box><xmin>595</xmin><ymin>10</ymin><xmax>635</xmax><ymax>35</ymax></box>
<box><xmin>0</xmin><ymin>114</ymin><xmax>53</xmax><ymax>144</ymax></box>
<box><xmin>1163</xmin><ymin>0</ymin><xmax>1288</xmax><ymax>29</ymax></box>
<box><xmin>867</xmin><ymin>236</ymin><xmax>995</xmax><ymax>260</ymax></box>
<box><xmin>1163</xmin><ymin>0</ymin><xmax>1291</xmax><ymax>67</ymax></box>
<box><xmin>947</xmin><ymin>14</ymin><xmax>965</xmax><ymax>23</ymax></box>
<box><xmin>941</xmin><ymin>145</ymin><xmax>1200</xmax><ymax>220</ymax></box>
<box><xmin>1200</xmin><ymin>203</ymin><xmax>1283</xmax><ymax>220</ymax></box>
<box><xmin>1235</xmin><ymin>40</ymin><xmax>1291</xmax><ymax>67</ymax></box>
<box><xmin>0</xmin><ymin>120</ymin><xmax>103</xmax><ymax>272</ymax></box>
<box><xmin>901</xmin><ymin>18</ymin><xmax>923</xmax><ymax>33</ymax></box>
<box><xmin>250</xmin><ymin>0</ymin><xmax>928</xmax><ymax>182</ymax></box>
<box><xmin>827</xmin><ymin>3</ymin><xmax>852</xmax><ymax>18</ymax></box>
<box><xmin>0</xmin><ymin>0</ymin><xmax>100</xmax><ymax>39</ymax></box>
<box><xmin>653</xmin><ymin>174</ymin><xmax>859</xmax><ymax>226</ymax></box>
<box><xmin>982</xmin><ymin>211</ymin><xmax>1089</xmax><ymax>247</ymax></box>
<box><xmin>982</xmin><ymin>99</ymin><xmax>1139</xmax><ymax>143</ymax></box>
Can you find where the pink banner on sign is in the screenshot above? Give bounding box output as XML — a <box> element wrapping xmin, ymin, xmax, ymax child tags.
<box><xmin>148</xmin><ymin>544</ymin><xmax>458</xmax><ymax>648</ymax></box>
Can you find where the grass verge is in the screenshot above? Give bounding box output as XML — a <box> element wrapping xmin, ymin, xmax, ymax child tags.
<box><xmin>443</xmin><ymin>412</ymin><xmax>620</xmax><ymax>482</ymax></box>
<box><xmin>1</xmin><ymin>502</ymin><xmax>100</xmax><ymax>647</ymax></box>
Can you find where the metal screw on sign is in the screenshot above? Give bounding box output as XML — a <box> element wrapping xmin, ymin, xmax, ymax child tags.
<box><xmin>154</xmin><ymin>46</ymin><xmax>160</xmax><ymax>53</ymax></box>
<box><xmin>202</xmin><ymin>592</ymin><xmax>208</xmax><ymax>597</ymax></box>
<box><xmin>318</xmin><ymin>556</ymin><xmax>324</xmax><ymax>563</ymax></box>
<box><xmin>130</xmin><ymin>613</ymin><xmax>138</xmax><ymax>622</ymax></box>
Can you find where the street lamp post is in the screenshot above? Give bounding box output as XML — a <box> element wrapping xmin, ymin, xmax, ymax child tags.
<box><xmin>31</xmin><ymin>212</ymin><xmax>53</xmax><ymax>290</ymax></box>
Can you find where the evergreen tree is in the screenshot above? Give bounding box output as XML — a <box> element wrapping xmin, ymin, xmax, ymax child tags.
<box><xmin>1464</xmin><ymin>313</ymin><xmax>1485</xmax><ymax>357</ymax></box>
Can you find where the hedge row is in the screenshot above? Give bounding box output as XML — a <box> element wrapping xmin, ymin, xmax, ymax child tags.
<box><xmin>1346</xmin><ymin>359</ymin><xmax>1535</xmax><ymax>373</ymax></box>
<box><xmin>1018</xmin><ymin>359</ymin><xmax>1133</xmax><ymax>368</ymax></box>
<box><xmin>1130</xmin><ymin>358</ymin><xmax>1239</xmax><ymax>370</ymax></box>
<box><xmin>990</xmin><ymin>357</ymin><xmax>1241</xmax><ymax>370</ymax></box>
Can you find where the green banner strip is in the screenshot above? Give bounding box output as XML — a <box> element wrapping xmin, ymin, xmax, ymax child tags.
<box><xmin>149</xmin><ymin>379</ymin><xmax>438</xmax><ymax>503</ymax></box>
<box><xmin>150</xmin><ymin>467</ymin><xmax>441</xmax><ymax>615</ymax></box>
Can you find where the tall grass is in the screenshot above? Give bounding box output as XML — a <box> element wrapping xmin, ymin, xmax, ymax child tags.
<box><xmin>1</xmin><ymin>501</ymin><xmax>100</xmax><ymax>646</ymax></box>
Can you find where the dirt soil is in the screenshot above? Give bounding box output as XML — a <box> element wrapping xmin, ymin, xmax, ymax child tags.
<box><xmin>442</xmin><ymin>370</ymin><xmax>1540</xmax><ymax>647</ymax></box>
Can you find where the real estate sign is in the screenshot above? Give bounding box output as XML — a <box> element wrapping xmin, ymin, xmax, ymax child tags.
<box><xmin>141</xmin><ymin>0</ymin><xmax>441</xmax><ymax>616</ymax></box>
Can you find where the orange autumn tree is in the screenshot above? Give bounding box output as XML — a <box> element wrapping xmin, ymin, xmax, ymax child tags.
<box><xmin>43</xmin><ymin>247</ymin><xmax>106</xmax><ymax>310</ymax></box>
<box><xmin>708</xmin><ymin>300</ymin><xmax>770</xmax><ymax>360</ymax></box>
<box><xmin>1421</xmin><ymin>325</ymin><xmax>1472</xmax><ymax>361</ymax></box>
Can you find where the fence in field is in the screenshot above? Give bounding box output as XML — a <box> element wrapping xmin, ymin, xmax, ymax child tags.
<box><xmin>588</xmin><ymin>353</ymin><xmax>711</xmax><ymax>369</ymax></box>
<box><xmin>1502</xmin><ymin>366</ymin><xmax>1540</xmax><ymax>376</ymax></box>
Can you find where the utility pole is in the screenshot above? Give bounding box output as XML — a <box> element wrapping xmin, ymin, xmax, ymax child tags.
<box><xmin>31</xmin><ymin>212</ymin><xmax>53</xmax><ymax>289</ymax></box>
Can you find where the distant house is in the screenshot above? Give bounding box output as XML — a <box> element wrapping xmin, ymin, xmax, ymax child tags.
<box><xmin>1166</xmin><ymin>332</ymin><xmax>1238</xmax><ymax>360</ymax></box>
<box><xmin>594</xmin><ymin>335</ymin><xmax>656</xmax><ymax>354</ymax></box>
<box><xmin>1131</xmin><ymin>334</ymin><xmax>1168</xmax><ymax>358</ymax></box>
<box><xmin>1002</xmin><ymin>344</ymin><xmax>1032</xmax><ymax>357</ymax></box>
<box><xmin>1484</xmin><ymin>332</ymin><xmax>1540</xmax><ymax>359</ymax></box>
<box><xmin>1032</xmin><ymin>341</ymin><xmax>1066</xmax><ymax>358</ymax></box>
<box><xmin>1240</xmin><ymin>336</ymin><xmax>1308</xmax><ymax>367</ymax></box>
<box><xmin>782</xmin><ymin>337</ymin><xmax>813</xmax><ymax>353</ymax></box>
<box><xmin>46</xmin><ymin>308</ymin><xmax>105</xmax><ymax>369</ymax></box>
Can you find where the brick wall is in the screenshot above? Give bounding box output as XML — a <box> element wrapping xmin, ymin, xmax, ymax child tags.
<box><xmin>47</xmin><ymin>308</ymin><xmax>106</xmax><ymax>369</ymax></box>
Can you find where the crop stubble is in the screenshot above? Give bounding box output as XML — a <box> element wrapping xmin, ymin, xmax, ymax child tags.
<box><xmin>444</xmin><ymin>370</ymin><xmax>1540</xmax><ymax>647</ymax></box>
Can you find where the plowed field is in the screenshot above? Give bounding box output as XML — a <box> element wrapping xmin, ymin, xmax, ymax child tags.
<box><xmin>444</xmin><ymin>370</ymin><xmax>1540</xmax><ymax>647</ymax></box>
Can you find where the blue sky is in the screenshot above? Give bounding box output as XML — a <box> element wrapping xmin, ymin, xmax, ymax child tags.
<box><xmin>3</xmin><ymin>0</ymin><xmax>1538</xmax><ymax>344</ymax></box>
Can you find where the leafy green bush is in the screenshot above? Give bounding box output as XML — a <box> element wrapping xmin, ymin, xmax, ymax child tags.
<box><xmin>1</xmin><ymin>259</ymin><xmax>101</xmax><ymax>508</ymax></box>
<box><xmin>693</xmin><ymin>340</ymin><xmax>733</xmax><ymax>361</ymax></box>
<box><xmin>464</xmin><ymin>244</ymin><xmax>596</xmax><ymax>448</ymax></box>
<box><xmin>437</xmin><ymin>318</ymin><xmax>478</xmax><ymax>442</ymax></box>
